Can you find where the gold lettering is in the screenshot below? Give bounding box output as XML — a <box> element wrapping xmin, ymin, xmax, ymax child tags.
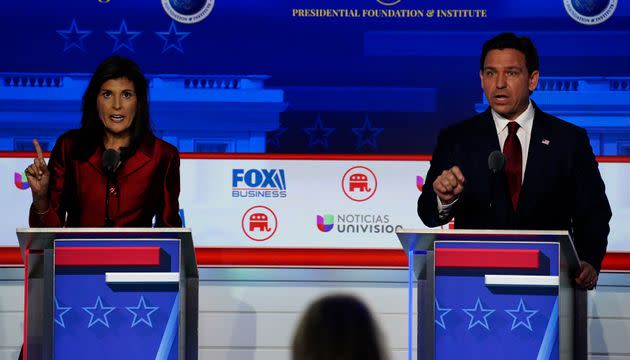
<box><xmin>362</xmin><ymin>9</ymin><xmax>423</xmax><ymax>17</ymax></box>
<box><xmin>292</xmin><ymin>8</ymin><xmax>363</xmax><ymax>18</ymax></box>
<box><xmin>288</xmin><ymin>7</ymin><xmax>486</xmax><ymax>19</ymax></box>
<box><xmin>437</xmin><ymin>9</ymin><xmax>487</xmax><ymax>18</ymax></box>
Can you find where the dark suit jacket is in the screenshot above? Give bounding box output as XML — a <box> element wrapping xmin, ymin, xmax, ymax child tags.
<box><xmin>29</xmin><ymin>130</ymin><xmax>182</xmax><ymax>228</ymax></box>
<box><xmin>417</xmin><ymin>104</ymin><xmax>611</xmax><ymax>271</ymax></box>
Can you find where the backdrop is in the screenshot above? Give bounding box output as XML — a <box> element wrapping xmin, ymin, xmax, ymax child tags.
<box><xmin>0</xmin><ymin>0</ymin><xmax>628</xmax><ymax>154</ymax></box>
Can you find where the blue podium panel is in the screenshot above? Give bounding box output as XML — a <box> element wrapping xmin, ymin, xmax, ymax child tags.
<box><xmin>434</xmin><ymin>241</ymin><xmax>560</xmax><ymax>360</ymax></box>
<box><xmin>53</xmin><ymin>239</ymin><xmax>180</xmax><ymax>360</ymax></box>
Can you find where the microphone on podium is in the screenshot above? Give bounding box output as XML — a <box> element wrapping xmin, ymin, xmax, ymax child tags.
<box><xmin>102</xmin><ymin>149</ymin><xmax>120</xmax><ymax>176</ymax></box>
<box><xmin>102</xmin><ymin>149</ymin><xmax>120</xmax><ymax>227</ymax></box>
<box><xmin>488</xmin><ymin>150</ymin><xmax>505</xmax><ymax>174</ymax></box>
<box><xmin>488</xmin><ymin>150</ymin><xmax>505</xmax><ymax>209</ymax></box>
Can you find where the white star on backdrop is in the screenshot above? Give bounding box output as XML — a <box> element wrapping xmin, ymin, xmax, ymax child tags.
<box><xmin>106</xmin><ymin>20</ymin><xmax>141</xmax><ymax>53</ymax></box>
<box><xmin>156</xmin><ymin>21</ymin><xmax>191</xmax><ymax>54</ymax></box>
<box><xmin>57</xmin><ymin>19</ymin><xmax>92</xmax><ymax>52</ymax></box>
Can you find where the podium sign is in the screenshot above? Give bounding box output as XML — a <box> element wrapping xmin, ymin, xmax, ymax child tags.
<box><xmin>397</xmin><ymin>229</ymin><xmax>583</xmax><ymax>360</ymax></box>
<box><xmin>17</xmin><ymin>228</ymin><xmax>198</xmax><ymax>360</ymax></box>
<box><xmin>434</xmin><ymin>240</ymin><xmax>563</xmax><ymax>359</ymax></box>
<box><xmin>54</xmin><ymin>239</ymin><xmax>181</xmax><ymax>359</ymax></box>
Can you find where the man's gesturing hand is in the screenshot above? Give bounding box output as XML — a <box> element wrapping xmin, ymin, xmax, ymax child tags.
<box><xmin>433</xmin><ymin>166</ymin><xmax>465</xmax><ymax>205</ymax></box>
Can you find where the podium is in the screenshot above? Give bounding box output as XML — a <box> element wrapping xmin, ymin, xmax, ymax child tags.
<box><xmin>17</xmin><ymin>228</ymin><xmax>198</xmax><ymax>360</ymax></box>
<box><xmin>396</xmin><ymin>229</ymin><xmax>587</xmax><ymax>360</ymax></box>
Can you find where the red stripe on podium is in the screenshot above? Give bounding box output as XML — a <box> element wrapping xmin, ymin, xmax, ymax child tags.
<box><xmin>55</xmin><ymin>247</ymin><xmax>161</xmax><ymax>266</ymax></box>
<box><xmin>435</xmin><ymin>248</ymin><xmax>540</xmax><ymax>269</ymax></box>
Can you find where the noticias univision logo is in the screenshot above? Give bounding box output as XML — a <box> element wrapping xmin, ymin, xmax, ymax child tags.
<box><xmin>14</xmin><ymin>172</ymin><xmax>29</xmax><ymax>190</ymax></box>
<box><xmin>316</xmin><ymin>214</ymin><xmax>334</xmax><ymax>232</ymax></box>
<box><xmin>316</xmin><ymin>213</ymin><xmax>403</xmax><ymax>234</ymax></box>
<box><xmin>232</xmin><ymin>169</ymin><xmax>287</xmax><ymax>198</ymax></box>
<box><xmin>417</xmin><ymin>175</ymin><xmax>424</xmax><ymax>192</ymax></box>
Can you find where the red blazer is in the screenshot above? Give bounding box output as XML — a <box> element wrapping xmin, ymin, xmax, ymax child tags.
<box><xmin>29</xmin><ymin>130</ymin><xmax>182</xmax><ymax>227</ymax></box>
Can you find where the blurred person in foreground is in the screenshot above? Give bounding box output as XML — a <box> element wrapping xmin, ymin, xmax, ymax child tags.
<box><xmin>417</xmin><ymin>32</ymin><xmax>611</xmax><ymax>290</ymax></box>
<box><xmin>24</xmin><ymin>55</ymin><xmax>182</xmax><ymax>228</ymax></box>
<box><xmin>292</xmin><ymin>294</ymin><xmax>388</xmax><ymax>360</ymax></box>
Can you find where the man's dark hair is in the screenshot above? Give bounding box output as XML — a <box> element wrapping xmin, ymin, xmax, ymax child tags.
<box><xmin>480</xmin><ymin>32</ymin><xmax>539</xmax><ymax>75</ymax></box>
<box><xmin>76</xmin><ymin>55</ymin><xmax>153</xmax><ymax>160</ymax></box>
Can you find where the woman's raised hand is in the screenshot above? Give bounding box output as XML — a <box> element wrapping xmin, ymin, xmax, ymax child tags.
<box><xmin>24</xmin><ymin>139</ymin><xmax>50</xmax><ymax>205</ymax></box>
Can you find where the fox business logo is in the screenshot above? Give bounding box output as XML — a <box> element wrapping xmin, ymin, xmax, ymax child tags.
<box><xmin>232</xmin><ymin>169</ymin><xmax>287</xmax><ymax>198</ymax></box>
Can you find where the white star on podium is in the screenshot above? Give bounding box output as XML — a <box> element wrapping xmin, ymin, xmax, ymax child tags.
<box><xmin>126</xmin><ymin>296</ymin><xmax>159</xmax><ymax>328</ymax></box>
<box><xmin>462</xmin><ymin>297</ymin><xmax>495</xmax><ymax>330</ymax></box>
<box><xmin>54</xmin><ymin>297</ymin><xmax>72</xmax><ymax>328</ymax></box>
<box><xmin>505</xmin><ymin>298</ymin><xmax>538</xmax><ymax>331</ymax></box>
<box><xmin>83</xmin><ymin>296</ymin><xmax>116</xmax><ymax>328</ymax></box>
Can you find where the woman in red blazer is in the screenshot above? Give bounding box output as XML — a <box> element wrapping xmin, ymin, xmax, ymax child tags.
<box><xmin>24</xmin><ymin>56</ymin><xmax>182</xmax><ymax>228</ymax></box>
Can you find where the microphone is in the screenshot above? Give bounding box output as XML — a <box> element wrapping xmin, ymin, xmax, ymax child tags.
<box><xmin>102</xmin><ymin>149</ymin><xmax>120</xmax><ymax>227</ymax></box>
<box><xmin>487</xmin><ymin>150</ymin><xmax>505</xmax><ymax>209</ymax></box>
<box><xmin>102</xmin><ymin>149</ymin><xmax>120</xmax><ymax>176</ymax></box>
<box><xmin>488</xmin><ymin>150</ymin><xmax>505</xmax><ymax>174</ymax></box>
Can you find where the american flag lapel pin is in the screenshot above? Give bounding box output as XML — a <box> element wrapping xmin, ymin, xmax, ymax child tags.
<box><xmin>541</xmin><ymin>139</ymin><xmax>550</xmax><ymax>145</ymax></box>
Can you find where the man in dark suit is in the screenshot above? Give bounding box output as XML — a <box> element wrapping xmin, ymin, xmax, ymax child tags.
<box><xmin>417</xmin><ymin>32</ymin><xmax>611</xmax><ymax>289</ymax></box>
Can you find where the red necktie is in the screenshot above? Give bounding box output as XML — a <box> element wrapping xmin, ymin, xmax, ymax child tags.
<box><xmin>503</xmin><ymin>122</ymin><xmax>522</xmax><ymax>210</ymax></box>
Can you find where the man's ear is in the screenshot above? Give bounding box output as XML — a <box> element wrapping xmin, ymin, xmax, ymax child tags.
<box><xmin>528</xmin><ymin>70</ymin><xmax>540</xmax><ymax>92</ymax></box>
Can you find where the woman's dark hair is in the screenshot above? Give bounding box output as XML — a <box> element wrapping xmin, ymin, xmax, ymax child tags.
<box><xmin>292</xmin><ymin>294</ymin><xmax>387</xmax><ymax>360</ymax></box>
<box><xmin>76</xmin><ymin>55</ymin><xmax>152</xmax><ymax>159</ymax></box>
<box><xmin>480</xmin><ymin>32</ymin><xmax>539</xmax><ymax>75</ymax></box>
